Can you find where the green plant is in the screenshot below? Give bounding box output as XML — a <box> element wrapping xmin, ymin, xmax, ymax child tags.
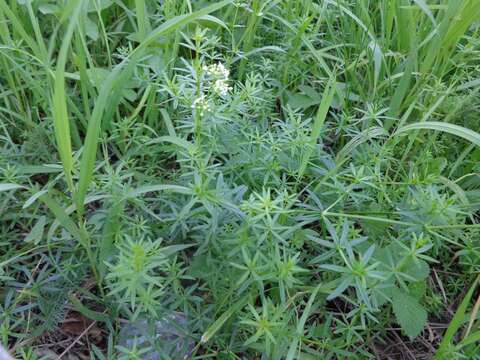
<box><xmin>1</xmin><ymin>0</ymin><xmax>480</xmax><ymax>358</ymax></box>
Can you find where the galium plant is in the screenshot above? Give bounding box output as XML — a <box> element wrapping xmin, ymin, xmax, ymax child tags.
<box><xmin>106</xmin><ymin>236</ymin><xmax>169</xmax><ymax>320</ymax></box>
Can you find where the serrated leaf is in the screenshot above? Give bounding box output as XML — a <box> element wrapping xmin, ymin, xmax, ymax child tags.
<box><xmin>287</xmin><ymin>92</ymin><xmax>319</xmax><ymax>109</ymax></box>
<box><xmin>392</xmin><ymin>289</ymin><xmax>427</xmax><ymax>339</ymax></box>
<box><xmin>408</xmin><ymin>280</ymin><xmax>427</xmax><ymax>299</ymax></box>
<box><xmin>403</xmin><ymin>258</ymin><xmax>430</xmax><ymax>281</ymax></box>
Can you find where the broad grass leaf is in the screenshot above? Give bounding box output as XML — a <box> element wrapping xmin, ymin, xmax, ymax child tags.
<box><xmin>395</xmin><ymin>122</ymin><xmax>480</xmax><ymax>148</ymax></box>
<box><xmin>52</xmin><ymin>0</ymin><xmax>85</xmax><ymax>191</ymax></box>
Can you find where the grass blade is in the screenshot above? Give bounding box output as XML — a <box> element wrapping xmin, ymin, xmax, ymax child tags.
<box><xmin>286</xmin><ymin>285</ymin><xmax>322</xmax><ymax>360</ymax></box>
<box><xmin>52</xmin><ymin>0</ymin><xmax>85</xmax><ymax>192</ymax></box>
<box><xmin>201</xmin><ymin>297</ymin><xmax>247</xmax><ymax>343</ymax></box>
<box><xmin>134</xmin><ymin>0</ymin><xmax>151</xmax><ymax>41</ymax></box>
<box><xmin>0</xmin><ymin>184</ymin><xmax>26</xmax><ymax>192</ymax></box>
<box><xmin>434</xmin><ymin>276</ymin><xmax>480</xmax><ymax>359</ymax></box>
<box><xmin>298</xmin><ymin>76</ymin><xmax>336</xmax><ymax>179</ymax></box>
<box><xmin>395</xmin><ymin>122</ymin><xmax>480</xmax><ymax>147</ymax></box>
<box><xmin>40</xmin><ymin>192</ymin><xmax>87</xmax><ymax>247</ymax></box>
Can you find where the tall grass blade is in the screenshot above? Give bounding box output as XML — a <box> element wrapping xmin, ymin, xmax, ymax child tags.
<box><xmin>298</xmin><ymin>76</ymin><xmax>336</xmax><ymax>179</ymax></box>
<box><xmin>52</xmin><ymin>0</ymin><xmax>85</xmax><ymax>192</ymax></box>
<box><xmin>134</xmin><ymin>0</ymin><xmax>151</xmax><ymax>41</ymax></box>
<box><xmin>395</xmin><ymin>122</ymin><xmax>480</xmax><ymax>148</ymax></box>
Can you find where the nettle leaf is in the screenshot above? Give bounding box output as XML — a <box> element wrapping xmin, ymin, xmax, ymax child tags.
<box><xmin>391</xmin><ymin>288</ymin><xmax>427</xmax><ymax>339</ymax></box>
<box><xmin>408</xmin><ymin>280</ymin><xmax>427</xmax><ymax>299</ymax></box>
<box><xmin>287</xmin><ymin>92</ymin><xmax>319</xmax><ymax>109</ymax></box>
<box><xmin>403</xmin><ymin>258</ymin><xmax>430</xmax><ymax>281</ymax></box>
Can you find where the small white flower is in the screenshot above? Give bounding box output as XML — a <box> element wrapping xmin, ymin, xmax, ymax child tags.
<box><xmin>191</xmin><ymin>95</ymin><xmax>211</xmax><ymax>116</ymax></box>
<box><xmin>213</xmin><ymin>79</ymin><xmax>232</xmax><ymax>97</ymax></box>
<box><xmin>204</xmin><ymin>62</ymin><xmax>230</xmax><ymax>80</ymax></box>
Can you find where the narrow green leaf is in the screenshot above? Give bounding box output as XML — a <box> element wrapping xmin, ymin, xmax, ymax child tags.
<box><xmin>47</xmin><ymin>194</ymin><xmax>108</xmax><ymax>241</ymax></box>
<box><xmin>369</xmin><ymin>40</ymin><xmax>383</xmax><ymax>90</ymax></box>
<box><xmin>0</xmin><ymin>183</ymin><xmax>26</xmax><ymax>192</ymax></box>
<box><xmin>461</xmin><ymin>330</ymin><xmax>480</xmax><ymax>347</ymax></box>
<box><xmin>231</xmin><ymin>45</ymin><xmax>285</xmax><ymax>64</ymax></box>
<box><xmin>98</xmin><ymin>200</ymin><xmax>125</xmax><ymax>279</ymax></box>
<box><xmin>457</xmin><ymin>78</ymin><xmax>480</xmax><ymax>92</ymax></box>
<box><xmin>336</xmin><ymin>127</ymin><xmax>387</xmax><ymax>163</ymax></box>
<box><xmin>201</xmin><ymin>298</ymin><xmax>246</xmax><ymax>343</ymax></box>
<box><xmin>52</xmin><ymin>0</ymin><xmax>85</xmax><ymax>191</ymax></box>
<box><xmin>125</xmin><ymin>184</ymin><xmax>192</xmax><ymax>199</ymax></box>
<box><xmin>387</xmin><ymin>52</ymin><xmax>415</xmax><ymax>122</ymax></box>
<box><xmin>412</xmin><ymin>0</ymin><xmax>437</xmax><ymax>25</ymax></box>
<box><xmin>161</xmin><ymin>244</ymin><xmax>195</xmax><ymax>257</ymax></box>
<box><xmin>23</xmin><ymin>189</ymin><xmax>48</xmax><ymax>209</ymax></box>
<box><xmin>160</xmin><ymin>108</ymin><xmax>176</xmax><ymax>137</ymax></box>
<box><xmin>40</xmin><ymin>193</ymin><xmax>87</xmax><ymax>247</ymax></box>
<box><xmin>146</xmin><ymin>136</ymin><xmax>195</xmax><ymax>151</ymax></box>
<box><xmin>0</xmin><ymin>0</ymin><xmax>40</xmax><ymax>57</ymax></box>
<box><xmin>287</xmin><ymin>285</ymin><xmax>322</xmax><ymax>360</ymax></box>
<box><xmin>70</xmin><ymin>294</ymin><xmax>109</xmax><ymax>323</ymax></box>
<box><xmin>298</xmin><ymin>77</ymin><xmax>336</xmax><ymax>179</ymax></box>
<box><xmin>438</xmin><ymin>176</ymin><xmax>469</xmax><ymax>206</ymax></box>
<box><xmin>134</xmin><ymin>0</ymin><xmax>150</xmax><ymax>41</ymax></box>
<box><xmin>435</xmin><ymin>276</ymin><xmax>480</xmax><ymax>358</ymax></box>
<box><xmin>24</xmin><ymin>216</ymin><xmax>46</xmax><ymax>244</ymax></box>
<box><xmin>395</xmin><ymin>122</ymin><xmax>480</xmax><ymax>148</ymax></box>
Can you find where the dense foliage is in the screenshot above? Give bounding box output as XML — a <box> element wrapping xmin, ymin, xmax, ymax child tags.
<box><xmin>1</xmin><ymin>0</ymin><xmax>480</xmax><ymax>359</ymax></box>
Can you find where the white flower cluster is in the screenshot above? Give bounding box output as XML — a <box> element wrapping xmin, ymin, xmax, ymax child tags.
<box><xmin>203</xmin><ymin>62</ymin><xmax>232</xmax><ymax>97</ymax></box>
<box><xmin>191</xmin><ymin>94</ymin><xmax>211</xmax><ymax>117</ymax></box>
<box><xmin>203</xmin><ymin>62</ymin><xmax>230</xmax><ymax>79</ymax></box>
<box><xmin>213</xmin><ymin>79</ymin><xmax>232</xmax><ymax>97</ymax></box>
